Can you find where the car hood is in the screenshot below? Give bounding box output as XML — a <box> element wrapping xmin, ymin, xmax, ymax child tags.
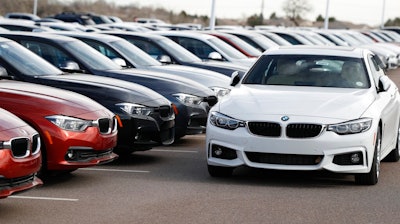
<box><xmin>218</xmin><ymin>85</ymin><xmax>375</xmax><ymax>121</ymax></box>
<box><xmin>0</xmin><ymin>107</ymin><xmax>32</xmax><ymax>132</ymax></box>
<box><xmin>197</xmin><ymin>60</ymin><xmax>248</xmax><ymax>73</ymax></box>
<box><xmin>231</xmin><ymin>58</ymin><xmax>257</xmax><ymax>68</ymax></box>
<box><xmin>41</xmin><ymin>73</ymin><xmax>170</xmax><ymax>107</ymax></box>
<box><xmin>95</xmin><ymin>68</ymin><xmax>215</xmax><ymax>97</ymax></box>
<box><xmin>148</xmin><ymin>65</ymin><xmax>231</xmax><ymax>88</ymax></box>
<box><xmin>0</xmin><ymin>80</ymin><xmax>110</xmax><ymax>118</ymax></box>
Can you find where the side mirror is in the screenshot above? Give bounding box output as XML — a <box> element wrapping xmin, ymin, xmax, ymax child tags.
<box><xmin>158</xmin><ymin>55</ymin><xmax>172</xmax><ymax>64</ymax></box>
<box><xmin>60</xmin><ymin>61</ymin><xmax>81</xmax><ymax>71</ymax></box>
<box><xmin>230</xmin><ymin>71</ymin><xmax>241</xmax><ymax>86</ymax></box>
<box><xmin>378</xmin><ymin>75</ymin><xmax>391</xmax><ymax>92</ymax></box>
<box><xmin>208</xmin><ymin>52</ymin><xmax>223</xmax><ymax>61</ymax></box>
<box><xmin>112</xmin><ymin>58</ymin><xmax>127</xmax><ymax>68</ymax></box>
<box><xmin>0</xmin><ymin>66</ymin><xmax>8</xmax><ymax>77</ymax></box>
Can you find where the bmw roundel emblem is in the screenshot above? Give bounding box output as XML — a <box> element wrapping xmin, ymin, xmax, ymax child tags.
<box><xmin>281</xmin><ymin>116</ymin><xmax>289</xmax><ymax>121</ymax></box>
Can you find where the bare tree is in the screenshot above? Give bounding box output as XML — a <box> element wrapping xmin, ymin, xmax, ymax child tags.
<box><xmin>282</xmin><ymin>0</ymin><xmax>312</xmax><ymax>26</ymax></box>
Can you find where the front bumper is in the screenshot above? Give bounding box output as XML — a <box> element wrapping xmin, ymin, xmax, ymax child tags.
<box><xmin>115</xmin><ymin>113</ymin><xmax>175</xmax><ymax>153</ymax></box>
<box><xmin>0</xmin><ymin>175</ymin><xmax>42</xmax><ymax>199</ymax></box>
<box><xmin>206</xmin><ymin>124</ymin><xmax>376</xmax><ymax>174</ymax></box>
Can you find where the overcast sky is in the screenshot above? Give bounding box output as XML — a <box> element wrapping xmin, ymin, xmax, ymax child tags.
<box><xmin>104</xmin><ymin>0</ymin><xmax>399</xmax><ymax>27</ymax></box>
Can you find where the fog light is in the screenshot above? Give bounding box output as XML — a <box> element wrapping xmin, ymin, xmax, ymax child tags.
<box><xmin>350</xmin><ymin>153</ymin><xmax>361</xmax><ymax>164</ymax></box>
<box><xmin>67</xmin><ymin>150</ymin><xmax>76</xmax><ymax>159</ymax></box>
<box><xmin>211</xmin><ymin>144</ymin><xmax>237</xmax><ymax>160</ymax></box>
<box><xmin>214</xmin><ymin>148</ymin><xmax>223</xmax><ymax>156</ymax></box>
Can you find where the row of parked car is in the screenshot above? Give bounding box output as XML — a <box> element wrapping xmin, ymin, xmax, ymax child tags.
<box><xmin>1</xmin><ymin>12</ymin><xmax>400</xmax><ymax>196</ymax></box>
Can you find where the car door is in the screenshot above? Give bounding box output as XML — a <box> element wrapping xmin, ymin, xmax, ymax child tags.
<box><xmin>368</xmin><ymin>54</ymin><xmax>400</xmax><ymax>154</ymax></box>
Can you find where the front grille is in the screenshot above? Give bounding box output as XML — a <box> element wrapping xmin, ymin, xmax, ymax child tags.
<box><xmin>10</xmin><ymin>138</ymin><xmax>29</xmax><ymax>158</ymax></box>
<box><xmin>246</xmin><ymin>152</ymin><xmax>323</xmax><ymax>165</ymax></box>
<box><xmin>205</xmin><ymin>96</ymin><xmax>218</xmax><ymax>106</ymax></box>
<box><xmin>98</xmin><ymin>118</ymin><xmax>111</xmax><ymax>133</ymax></box>
<box><xmin>158</xmin><ymin>105</ymin><xmax>173</xmax><ymax>118</ymax></box>
<box><xmin>0</xmin><ymin>174</ymin><xmax>35</xmax><ymax>188</ymax></box>
<box><xmin>31</xmin><ymin>134</ymin><xmax>40</xmax><ymax>155</ymax></box>
<box><xmin>65</xmin><ymin>148</ymin><xmax>114</xmax><ymax>162</ymax></box>
<box><xmin>78</xmin><ymin>149</ymin><xmax>113</xmax><ymax>160</ymax></box>
<box><xmin>286</xmin><ymin>123</ymin><xmax>322</xmax><ymax>138</ymax></box>
<box><xmin>97</xmin><ymin>117</ymin><xmax>117</xmax><ymax>134</ymax></box>
<box><xmin>248</xmin><ymin>122</ymin><xmax>281</xmax><ymax>137</ymax></box>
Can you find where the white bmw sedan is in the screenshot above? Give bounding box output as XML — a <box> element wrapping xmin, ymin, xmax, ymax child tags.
<box><xmin>206</xmin><ymin>46</ymin><xmax>400</xmax><ymax>185</ymax></box>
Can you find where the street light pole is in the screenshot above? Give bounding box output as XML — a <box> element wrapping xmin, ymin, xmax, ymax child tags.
<box><xmin>381</xmin><ymin>0</ymin><xmax>386</xmax><ymax>28</ymax></box>
<box><xmin>33</xmin><ymin>0</ymin><xmax>38</xmax><ymax>15</ymax></box>
<box><xmin>324</xmin><ymin>0</ymin><xmax>330</xmax><ymax>29</ymax></box>
<box><xmin>209</xmin><ymin>0</ymin><xmax>216</xmax><ymax>30</ymax></box>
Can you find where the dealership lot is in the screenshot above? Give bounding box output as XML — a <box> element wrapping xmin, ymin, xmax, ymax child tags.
<box><xmin>3</xmin><ymin>65</ymin><xmax>400</xmax><ymax>223</ymax></box>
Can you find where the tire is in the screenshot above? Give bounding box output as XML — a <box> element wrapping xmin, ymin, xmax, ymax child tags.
<box><xmin>384</xmin><ymin>126</ymin><xmax>400</xmax><ymax>162</ymax></box>
<box><xmin>355</xmin><ymin>127</ymin><xmax>381</xmax><ymax>185</ymax></box>
<box><xmin>208</xmin><ymin>165</ymin><xmax>233</xmax><ymax>177</ymax></box>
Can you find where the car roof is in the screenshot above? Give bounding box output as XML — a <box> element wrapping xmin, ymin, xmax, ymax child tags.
<box><xmin>101</xmin><ymin>30</ymin><xmax>167</xmax><ymax>41</ymax></box>
<box><xmin>53</xmin><ymin>31</ymin><xmax>122</xmax><ymax>42</ymax></box>
<box><xmin>153</xmin><ymin>31</ymin><xmax>216</xmax><ymax>40</ymax></box>
<box><xmin>264</xmin><ymin>45</ymin><xmax>365</xmax><ymax>58</ymax></box>
<box><xmin>0</xmin><ymin>31</ymin><xmax>78</xmax><ymax>43</ymax></box>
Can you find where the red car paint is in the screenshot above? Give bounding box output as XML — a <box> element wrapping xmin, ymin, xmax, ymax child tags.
<box><xmin>0</xmin><ymin>107</ymin><xmax>42</xmax><ymax>198</ymax></box>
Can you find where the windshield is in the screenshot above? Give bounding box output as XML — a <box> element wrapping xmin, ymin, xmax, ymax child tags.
<box><xmin>243</xmin><ymin>55</ymin><xmax>370</xmax><ymax>89</ymax></box>
<box><xmin>110</xmin><ymin>40</ymin><xmax>161</xmax><ymax>67</ymax></box>
<box><xmin>65</xmin><ymin>41</ymin><xmax>121</xmax><ymax>70</ymax></box>
<box><xmin>227</xmin><ymin>36</ymin><xmax>261</xmax><ymax>56</ymax></box>
<box><xmin>0</xmin><ymin>40</ymin><xmax>62</xmax><ymax>76</ymax></box>
<box><xmin>157</xmin><ymin>38</ymin><xmax>201</xmax><ymax>63</ymax></box>
<box><xmin>208</xmin><ymin>37</ymin><xmax>248</xmax><ymax>59</ymax></box>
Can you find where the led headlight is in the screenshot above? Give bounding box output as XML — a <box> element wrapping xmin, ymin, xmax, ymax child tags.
<box><xmin>116</xmin><ymin>103</ymin><xmax>154</xmax><ymax>116</ymax></box>
<box><xmin>327</xmin><ymin>118</ymin><xmax>372</xmax><ymax>135</ymax></box>
<box><xmin>209</xmin><ymin>111</ymin><xmax>245</xmax><ymax>130</ymax></box>
<box><xmin>46</xmin><ymin>115</ymin><xmax>92</xmax><ymax>131</ymax></box>
<box><xmin>210</xmin><ymin>86</ymin><xmax>231</xmax><ymax>99</ymax></box>
<box><xmin>173</xmin><ymin>93</ymin><xmax>203</xmax><ymax>105</ymax></box>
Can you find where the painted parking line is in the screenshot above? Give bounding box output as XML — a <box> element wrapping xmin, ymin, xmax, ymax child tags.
<box><xmin>9</xmin><ymin>196</ymin><xmax>78</xmax><ymax>202</ymax></box>
<box><xmin>80</xmin><ymin>168</ymin><xmax>150</xmax><ymax>173</ymax></box>
<box><xmin>151</xmin><ymin>149</ymin><xmax>198</xmax><ymax>153</ymax></box>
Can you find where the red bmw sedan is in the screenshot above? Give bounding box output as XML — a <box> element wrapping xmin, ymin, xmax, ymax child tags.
<box><xmin>0</xmin><ymin>79</ymin><xmax>118</xmax><ymax>174</ymax></box>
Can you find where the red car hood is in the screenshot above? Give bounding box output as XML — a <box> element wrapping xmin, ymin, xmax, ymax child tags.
<box><xmin>0</xmin><ymin>80</ymin><xmax>111</xmax><ymax>119</ymax></box>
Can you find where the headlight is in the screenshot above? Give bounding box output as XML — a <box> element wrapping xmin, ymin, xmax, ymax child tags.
<box><xmin>327</xmin><ymin>118</ymin><xmax>372</xmax><ymax>135</ymax></box>
<box><xmin>173</xmin><ymin>93</ymin><xmax>203</xmax><ymax>105</ymax></box>
<box><xmin>210</xmin><ymin>86</ymin><xmax>231</xmax><ymax>99</ymax></box>
<box><xmin>46</xmin><ymin>115</ymin><xmax>92</xmax><ymax>132</ymax></box>
<box><xmin>116</xmin><ymin>103</ymin><xmax>154</xmax><ymax>116</ymax></box>
<box><xmin>209</xmin><ymin>111</ymin><xmax>245</xmax><ymax>130</ymax></box>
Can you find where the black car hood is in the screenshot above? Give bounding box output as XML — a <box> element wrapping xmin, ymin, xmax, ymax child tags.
<box><xmin>93</xmin><ymin>68</ymin><xmax>216</xmax><ymax>97</ymax></box>
<box><xmin>40</xmin><ymin>73</ymin><xmax>170</xmax><ymax>107</ymax></box>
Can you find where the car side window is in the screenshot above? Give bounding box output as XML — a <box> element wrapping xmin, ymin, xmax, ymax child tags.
<box><xmin>129</xmin><ymin>39</ymin><xmax>165</xmax><ymax>60</ymax></box>
<box><xmin>82</xmin><ymin>39</ymin><xmax>119</xmax><ymax>59</ymax></box>
<box><xmin>367</xmin><ymin>54</ymin><xmax>385</xmax><ymax>88</ymax></box>
<box><xmin>172</xmin><ymin>37</ymin><xmax>214</xmax><ymax>60</ymax></box>
<box><xmin>20</xmin><ymin>40</ymin><xmax>76</xmax><ymax>69</ymax></box>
